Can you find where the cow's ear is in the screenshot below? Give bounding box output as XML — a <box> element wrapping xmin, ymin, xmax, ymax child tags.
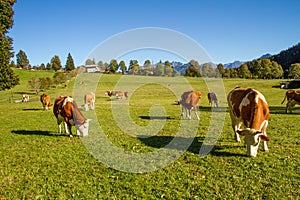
<box><xmin>236</xmin><ymin>130</ymin><xmax>246</xmax><ymax>136</ymax></box>
<box><xmin>259</xmin><ymin>134</ymin><xmax>270</xmax><ymax>141</ymax></box>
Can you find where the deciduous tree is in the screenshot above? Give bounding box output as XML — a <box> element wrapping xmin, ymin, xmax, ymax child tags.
<box><xmin>288</xmin><ymin>63</ymin><xmax>300</xmax><ymax>78</ymax></box>
<box><xmin>119</xmin><ymin>60</ymin><xmax>127</xmax><ymax>74</ymax></box>
<box><xmin>51</xmin><ymin>55</ymin><xmax>62</xmax><ymax>71</ymax></box>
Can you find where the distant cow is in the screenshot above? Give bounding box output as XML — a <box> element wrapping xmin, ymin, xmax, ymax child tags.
<box><xmin>227</xmin><ymin>87</ymin><xmax>270</xmax><ymax>157</ymax></box>
<box><xmin>22</xmin><ymin>94</ymin><xmax>29</xmax><ymax>102</ymax></box>
<box><xmin>208</xmin><ymin>92</ymin><xmax>218</xmax><ymax>107</ymax></box>
<box><xmin>105</xmin><ymin>90</ymin><xmax>128</xmax><ymax>99</ymax></box>
<box><xmin>84</xmin><ymin>92</ymin><xmax>95</xmax><ymax>111</ymax></box>
<box><xmin>40</xmin><ymin>93</ymin><xmax>52</xmax><ymax>111</ymax></box>
<box><xmin>281</xmin><ymin>89</ymin><xmax>300</xmax><ymax>113</ymax></box>
<box><xmin>53</xmin><ymin>96</ymin><xmax>89</xmax><ymax>137</ymax></box>
<box><xmin>179</xmin><ymin>91</ymin><xmax>201</xmax><ymax>120</ymax></box>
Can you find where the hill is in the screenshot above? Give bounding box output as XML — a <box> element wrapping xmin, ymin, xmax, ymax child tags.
<box><xmin>270</xmin><ymin>42</ymin><xmax>300</xmax><ymax>74</ymax></box>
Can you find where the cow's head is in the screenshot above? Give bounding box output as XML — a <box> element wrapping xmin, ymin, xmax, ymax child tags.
<box><xmin>105</xmin><ymin>91</ymin><xmax>112</xmax><ymax>96</ymax></box>
<box><xmin>237</xmin><ymin>128</ymin><xmax>270</xmax><ymax>157</ymax></box>
<box><xmin>195</xmin><ymin>91</ymin><xmax>202</xmax><ymax>99</ymax></box>
<box><xmin>76</xmin><ymin>119</ymin><xmax>90</xmax><ymax>136</ymax></box>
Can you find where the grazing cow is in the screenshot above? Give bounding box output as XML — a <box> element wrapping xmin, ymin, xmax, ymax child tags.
<box><xmin>179</xmin><ymin>91</ymin><xmax>201</xmax><ymax>120</ymax></box>
<box><xmin>227</xmin><ymin>87</ymin><xmax>270</xmax><ymax>157</ymax></box>
<box><xmin>208</xmin><ymin>92</ymin><xmax>218</xmax><ymax>108</ymax></box>
<box><xmin>281</xmin><ymin>90</ymin><xmax>300</xmax><ymax>113</ymax></box>
<box><xmin>40</xmin><ymin>93</ymin><xmax>53</xmax><ymax>111</ymax></box>
<box><xmin>83</xmin><ymin>92</ymin><xmax>95</xmax><ymax>111</ymax></box>
<box><xmin>105</xmin><ymin>90</ymin><xmax>128</xmax><ymax>99</ymax></box>
<box><xmin>22</xmin><ymin>94</ymin><xmax>29</xmax><ymax>102</ymax></box>
<box><xmin>53</xmin><ymin>96</ymin><xmax>89</xmax><ymax>137</ymax></box>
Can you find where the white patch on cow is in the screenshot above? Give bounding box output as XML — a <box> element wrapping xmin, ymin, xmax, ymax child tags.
<box><xmin>63</xmin><ymin>97</ymin><xmax>73</xmax><ymax>107</ymax></box>
<box><xmin>259</xmin><ymin>120</ymin><xmax>269</xmax><ymax>151</ymax></box>
<box><xmin>76</xmin><ymin>120</ymin><xmax>89</xmax><ymax>136</ymax></box>
<box><xmin>239</xmin><ymin>95</ymin><xmax>251</xmax><ymax>112</ymax></box>
<box><xmin>254</xmin><ymin>89</ymin><xmax>268</xmax><ymax>105</ymax></box>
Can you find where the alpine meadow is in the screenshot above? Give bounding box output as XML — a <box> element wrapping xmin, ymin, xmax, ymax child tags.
<box><xmin>2</xmin><ymin>1</ymin><xmax>300</xmax><ymax>199</ymax></box>
<box><xmin>0</xmin><ymin>69</ymin><xmax>299</xmax><ymax>199</ymax></box>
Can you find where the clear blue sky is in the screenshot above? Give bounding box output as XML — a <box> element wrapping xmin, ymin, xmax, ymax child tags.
<box><xmin>9</xmin><ymin>0</ymin><xmax>300</xmax><ymax>66</ymax></box>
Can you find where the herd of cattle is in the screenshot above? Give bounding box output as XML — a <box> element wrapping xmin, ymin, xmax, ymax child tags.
<box><xmin>23</xmin><ymin>88</ymin><xmax>300</xmax><ymax>157</ymax></box>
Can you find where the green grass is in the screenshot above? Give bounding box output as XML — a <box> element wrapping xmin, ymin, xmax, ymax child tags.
<box><xmin>0</xmin><ymin>70</ymin><xmax>299</xmax><ymax>199</ymax></box>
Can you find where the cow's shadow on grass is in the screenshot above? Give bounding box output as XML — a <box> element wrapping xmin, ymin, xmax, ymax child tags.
<box><xmin>198</xmin><ymin>106</ymin><xmax>228</xmax><ymax>113</ymax></box>
<box><xmin>138</xmin><ymin>135</ymin><xmax>245</xmax><ymax>157</ymax></box>
<box><xmin>22</xmin><ymin>108</ymin><xmax>43</xmax><ymax>111</ymax></box>
<box><xmin>269</xmin><ymin>106</ymin><xmax>300</xmax><ymax>114</ymax></box>
<box><xmin>139</xmin><ymin>116</ymin><xmax>174</xmax><ymax>120</ymax></box>
<box><xmin>11</xmin><ymin>130</ymin><xmax>63</xmax><ymax>137</ymax></box>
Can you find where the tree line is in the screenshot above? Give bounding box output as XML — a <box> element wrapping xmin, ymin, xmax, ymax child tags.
<box><xmin>11</xmin><ymin>50</ymin><xmax>76</xmax><ymax>72</ymax></box>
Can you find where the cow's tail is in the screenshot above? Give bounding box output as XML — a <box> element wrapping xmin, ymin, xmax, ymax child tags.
<box><xmin>281</xmin><ymin>94</ymin><xmax>287</xmax><ymax>104</ymax></box>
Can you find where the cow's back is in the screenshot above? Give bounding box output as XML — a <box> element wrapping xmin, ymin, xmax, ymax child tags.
<box><xmin>228</xmin><ymin>87</ymin><xmax>269</xmax><ymax>129</ymax></box>
<box><xmin>85</xmin><ymin>92</ymin><xmax>95</xmax><ymax>104</ymax></box>
<box><xmin>53</xmin><ymin>97</ymin><xmax>66</xmax><ymax>118</ymax></box>
<box><xmin>180</xmin><ymin>91</ymin><xmax>201</xmax><ymax>109</ymax></box>
<box><xmin>228</xmin><ymin>88</ymin><xmax>252</xmax><ymax>116</ymax></box>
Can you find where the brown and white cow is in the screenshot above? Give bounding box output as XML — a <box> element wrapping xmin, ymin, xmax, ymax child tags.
<box><xmin>22</xmin><ymin>94</ymin><xmax>29</xmax><ymax>102</ymax></box>
<box><xmin>208</xmin><ymin>92</ymin><xmax>218</xmax><ymax>108</ymax></box>
<box><xmin>105</xmin><ymin>90</ymin><xmax>128</xmax><ymax>99</ymax></box>
<box><xmin>227</xmin><ymin>87</ymin><xmax>270</xmax><ymax>157</ymax></box>
<box><xmin>40</xmin><ymin>93</ymin><xmax>52</xmax><ymax>111</ymax></box>
<box><xmin>179</xmin><ymin>90</ymin><xmax>201</xmax><ymax>120</ymax></box>
<box><xmin>84</xmin><ymin>92</ymin><xmax>95</xmax><ymax>111</ymax></box>
<box><xmin>53</xmin><ymin>96</ymin><xmax>89</xmax><ymax>137</ymax></box>
<box><xmin>281</xmin><ymin>89</ymin><xmax>300</xmax><ymax>113</ymax></box>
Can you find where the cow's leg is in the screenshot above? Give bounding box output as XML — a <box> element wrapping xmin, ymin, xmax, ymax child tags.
<box><xmin>187</xmin><ymin>109</ymin><xmax>191</xmax><ymax>120</ymax></box>
<box><xmin>58</xmin><ymin>122</ymin><xmax>62</xmax><ymax>134</ymax></box>
<box><xmin>91</xmin><ymin>101</ymin><xmax>95</xmax><ymax>110</ymax></box>
<box><xmin>67</xmin><ymin>124</ymin><xmax>73</xmax><ymax>137</ymax></box>
<box><xmin>84</xmin><ymin>104</ymin><xmax>88</xmax><ymax>111</ymax></box>
<box><xmin>234</xmin><ymin>124</ymin><xmax>242</xmax><ymax>142</ymax></box>
<box><xmin>64</xmin><ymin>122</ymin><xmax>69</xmax><ymax>134</ymax></box>
<box><xmin>261</xmin><ymin>121</ymin><xmax>269</xmax><ymax>151</ymax></box>
<box><xmin>286</xmin><ymin>100</ymin><xmax>295</xmax><ymax>114</ymax></box>
<box><xmin>193</xmin><ymin>107</ymin><xmax>200</xmax><ymax>120</ymax></box>
<box><xmin>286</xmin><ymin>102</ymin><xmax>289</xmax><ymax>113</ymax></box>
<box><xmin>229</xmin><ymin>111</ymin><xmax>241</xmax><ymax>142</ymax></box>
<box><xmin>76</xmin><ymin>129</ymin><xmax>80</xmax><ymax>136</ymax></box>
<box><xmin>180</xmin><ymin>106</ymin><xmax>184</xmax><ymax>119</ymax></box>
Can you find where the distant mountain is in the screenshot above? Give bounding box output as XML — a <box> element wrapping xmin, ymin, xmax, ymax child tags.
<box><xmin>171</xmin><ymin>61</ymin><xmax>190</xmax><ymax>73</ymax></box>
<box><xmin>259</xmin><ymin>53</ymin><xmax>272</xmax><ymax>59</ymax></box>
<box><xmin>223</xmin><ymin>53</ymin><xmax>271</xmax><ymax>69</ymax></box>
<box><xmin>223</xmin><ymin>60</ymin><xmax>245</xmax><ymax>69</ymax></box>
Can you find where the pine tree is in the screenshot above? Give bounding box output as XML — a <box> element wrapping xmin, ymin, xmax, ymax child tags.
<box><xmin>65</xmin><ymin>53</ymin><xmax>75</xmax><ymax>71</ymax></box>
<box><xmin>16</xmin><ymin>50</ymin><xmax>29</xmax><ymax>68</ymax></box>
<box><xmin>0</xmin><ymin>0</ymin><xmax>19</xmax><ymax>90</ymax></box>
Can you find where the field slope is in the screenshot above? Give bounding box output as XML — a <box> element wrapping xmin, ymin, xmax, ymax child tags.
<box><xmin>0</xmin><ymin>70</ymin><xmax>299</xmax><ymax>199</ymax></box>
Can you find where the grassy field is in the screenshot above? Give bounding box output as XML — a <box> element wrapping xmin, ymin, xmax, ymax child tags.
<box><xmin>0</xmin><ymin>70</ymin><xmax>299</xmax><ymax>199</ymax></box>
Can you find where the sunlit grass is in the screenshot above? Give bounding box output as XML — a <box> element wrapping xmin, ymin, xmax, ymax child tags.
<box><xmin>0</xmin><ymin>71</ymin><xmax>299</xmax><ymax>199</ymax></box>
